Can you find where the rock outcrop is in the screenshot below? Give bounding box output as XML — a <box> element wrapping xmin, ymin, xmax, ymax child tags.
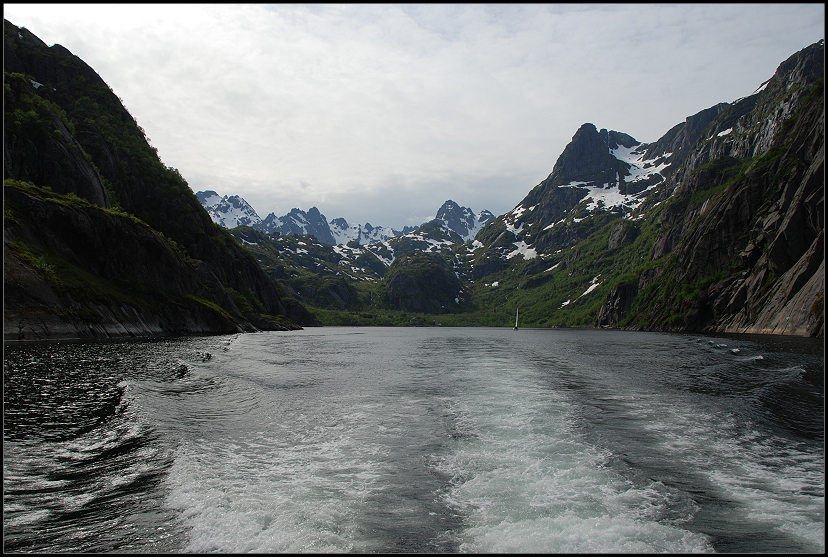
<box><xmin>384</xmin><ymin>251</ymin><xmax>463</xmax><ymax>314</ymax></box>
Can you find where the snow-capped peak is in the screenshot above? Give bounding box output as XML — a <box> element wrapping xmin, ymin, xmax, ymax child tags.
<box><xmin>196</xmin><ymin>190</ymin><xmax>263</xmax><ymax>229</ymax></box>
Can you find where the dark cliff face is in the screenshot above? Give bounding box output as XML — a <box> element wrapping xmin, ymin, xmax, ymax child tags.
<box><xmin>4</xmin><ymin>182</ymin><xmax>268</xmax><ymax>338</ymax></box>
<box><xmin>3</xmin><ymin>20</ymin><xmax>312</xmax><ymax>338</ymax></box>
<box><xmin>545</xmin><ymin>123</ymin><xmax>636</xmax><ymax>188</ymax></box>
<box><xmin>599</xmin><ymin>41</ymin><xmax>824</xmax><ymax>336</ymax></box>
<box><xmin>4</xmin><ymin>72</ymin><xmax>111</xmax><ymax>208</ymax></box>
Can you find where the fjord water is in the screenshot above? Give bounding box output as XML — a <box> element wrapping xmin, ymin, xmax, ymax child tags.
<box><xmin>3</xmin><ymin>328</ymin><xmax>823</xmax><ymax>553</ymax></box>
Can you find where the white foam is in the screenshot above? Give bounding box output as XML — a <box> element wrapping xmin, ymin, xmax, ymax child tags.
<box><xmin>635</xmin><ymin>387</ymin><xmax>825</xmax><ymax>552</ymax></box>
<box><xmin>432</xmin><ymin>363</ymin><xmax>712</xmax><ymax>553</ymax></box>
<box><xmin>146</xmin><ymin>331</ymin><xmax>822</xmax><ymax>554</ymax></box>
<box><xmin>164</xmin><ymin>425</ymin><xmax>387</xmax><ymax>552</ymax></box>
<box><xmin>458</xmin><ymin>513</ymin><xmax>709</xmax><ymax>553</ymax></box>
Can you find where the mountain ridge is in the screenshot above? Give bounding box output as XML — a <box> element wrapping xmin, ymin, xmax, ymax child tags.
<box><xmin>196</xmin><ymin>191</ymin><xmax>493</xmax><ymax>245</ymax></box>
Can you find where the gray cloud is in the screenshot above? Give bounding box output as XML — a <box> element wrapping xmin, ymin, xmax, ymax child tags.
<box><xmin>4</xmin><ymin>4</ymin><xmax>824</xmax><ymax>227</ymax></box>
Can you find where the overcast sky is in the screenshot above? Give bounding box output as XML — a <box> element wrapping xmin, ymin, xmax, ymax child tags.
<box><xmin>5</xmin><ymin>4</ymin><xmax>824</xmax><ymax>228</ymax></box>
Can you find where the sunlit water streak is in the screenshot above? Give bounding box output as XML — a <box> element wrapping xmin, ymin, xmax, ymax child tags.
<box><xmin>3</xmin><ymin>328</ymin><xmax>823</xmax><ymax>553</ymax></box>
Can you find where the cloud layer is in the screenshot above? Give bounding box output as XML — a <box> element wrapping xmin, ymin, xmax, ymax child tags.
<box><xmin>4</xmin><ymin>4</ymin><xmax>824</xmax><ymax>226</ymax></box>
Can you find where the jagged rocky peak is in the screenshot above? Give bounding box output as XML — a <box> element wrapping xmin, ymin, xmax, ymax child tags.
<box><xmin>261</xmin><ymin>212</ymin><xmax>282</xmax><ymax>231</ymax></box>
<box><xmin>500</xmin><ymin>122</ymin><xmax>672</xmax><ymax>236</ymax></box>
<box><xmin>195</xmin><ymin>188</ymin><xmax>493</xmax><ymax>246</ymax></box>
<box><xmin>436</xmin><ymin>200</ymin><xmax>474</xmax><ymax>236</ymax></box>
<box><xmin>543</xmin><ymin>123</ymin><xmax>673</xmax><ymax>194</ymax></box>
<box><xmin>330</xmin><ymin>217</ymin><xmax>348</xmax><ymax>228</ymax></box>
<box><xmin>606</xmin><ymin>129</ymin><xmax>639</xmax><ymax>150</ymax></box>
<box><xmin>545</xmin><ymin>123</ymin><xmax>638</xmax><ymax>188</ymax></box>
<box><xmin>436</xmin><ymin>200</ymin><xmax>467</xmax><ymax>219</ymax></box>
<box><xmin>434</xmin><ymin>199</ymin><xmax>495</xmax><ymax>241</ymax></box>
<box><xmin>276</xmin><ymin>207</ymin><xmax>336</xmax><ymax>245</ymax></box>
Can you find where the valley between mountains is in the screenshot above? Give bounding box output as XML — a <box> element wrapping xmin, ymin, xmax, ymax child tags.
<box><xmin>198</xmin><ymin>40</ymin><xmax>824</xmax><ymax>336</ymax></box>
<box><xmin>3</xmin><ymin>18</ymin><xmax>824</xmax><ymax>338</ymax></box>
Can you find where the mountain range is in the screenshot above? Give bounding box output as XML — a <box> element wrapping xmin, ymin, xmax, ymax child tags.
<box><xmin>196</xmin><ymin>191</ymin><xmax>494</xmax><ymax>245</ymax></box>
<box><xmin>3</xmin><ymin>17</ymin><xmax>823</xmax><ymax>338</ymax></box>
<box><xmin>233</xmin><ymin>39</ymin><xmax>823</xmax><ymax>335</ymax></box>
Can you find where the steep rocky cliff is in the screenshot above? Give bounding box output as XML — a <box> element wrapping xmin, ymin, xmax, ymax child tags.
<box><xmin>4</xmin><ymin>180</ymin><xmax>263</xmax><ymax>338</ymax></box>
<box><xmin>602</xmin><ymin>42</ymin><xmax>824</xmax><ymax>336</ymax></box>
<box><xmin>4</xmin><ymin>20</ymin><xmax>313</xmax><ymax>339</ymax></box>
<box><xmin>461</xmin><ymin>40</ymin><xmax>823</xmax><ymax>335</ymax></box>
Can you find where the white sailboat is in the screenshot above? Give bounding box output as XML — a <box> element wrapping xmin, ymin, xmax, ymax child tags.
<box><xmin>513</xmin><ymin>306</ymin><xmax>519</xmax><ymax>330</ymax></box>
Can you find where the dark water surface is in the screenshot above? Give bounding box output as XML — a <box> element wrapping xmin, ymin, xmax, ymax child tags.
<box><xmin>3</xmin><ymin>328</ymin><xmax>824</xmax><ymax>552</ymax></box>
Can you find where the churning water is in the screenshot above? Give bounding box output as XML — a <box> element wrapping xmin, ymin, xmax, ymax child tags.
<box><xmin>3</xmin><ymin>328</ymin><xmax>824</xmax><ymax>553</ymax></box>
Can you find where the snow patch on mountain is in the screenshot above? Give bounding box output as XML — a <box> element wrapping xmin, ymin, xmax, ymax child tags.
<box><xmin>544</xmin><ymin>218</ymin><xmax>566</xmax><ymax>230</ymax></box>
<box><xmin>579</xmin><ymin>276</ymin><xmax>602</xmax><ymax>298</ymax></box>
<box><xmin>752</xmin><ymin>79</ymin><xmax>771</xmax><ymax>95</ymax></box>
<box><xmin>505</xmin><ymin>221</ymin><xmax>525</xmax><ymax>235</ymax></box>
<box><xmin>563</xmin><ymin>145</ymin><xmax>673</xmax><ymax>214</ymax></box>
<box><xmin>506</xmin><ymin>241</ymin><xmax>538</xmax><ymax>260</ymax></box>
<box><xmin>610</xmin><ymin>145</ymin><xmax>673</xmax><ymax>184</ymax></box>
<box><xmin>575</xmin><ymin>182</ymin><xmax>641</xmax><ymax>213</ymax></box>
